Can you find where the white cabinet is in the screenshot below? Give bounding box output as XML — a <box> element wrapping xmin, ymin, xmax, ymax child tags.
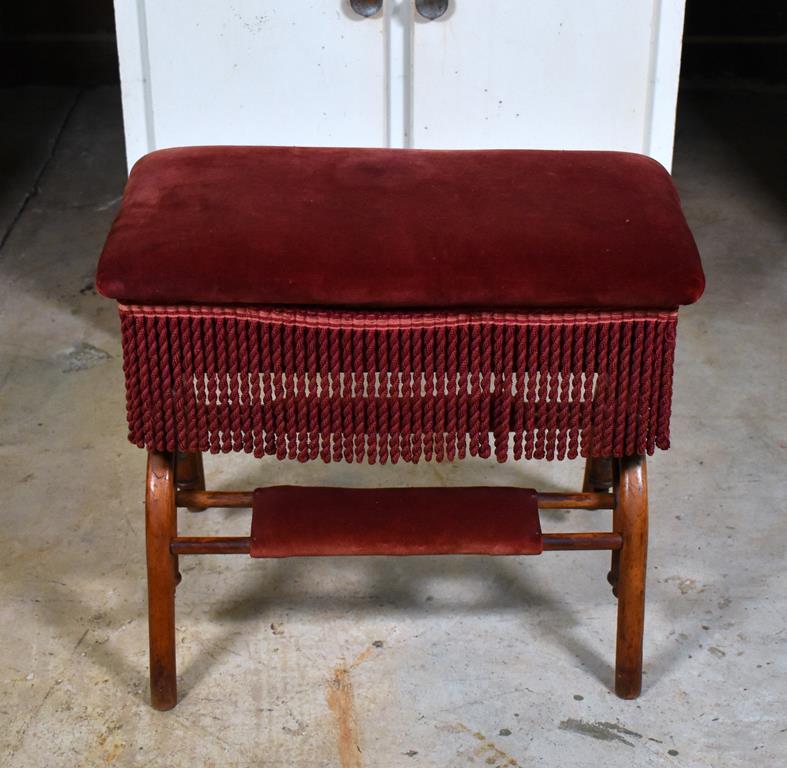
<box><xmin>115</xmin><ymin>0</ymin><xmax>687</xmax><ymax>169</ymax></box>
<box><xmin>115</xmin><ymin>1</ymin><xmax>387</xmax><ymax>164</ymax></box>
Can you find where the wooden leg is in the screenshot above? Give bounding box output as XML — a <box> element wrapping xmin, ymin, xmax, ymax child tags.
<box><xmin>583</xmin><ymin>456</ymin><xmax>613</xmax><ymax>492</ymax></box>
<box><xmin>176</xmin><ymin>451</ymin><xmax>204</xmax><ymax>490</ymax></box>
<box><xmin>614</xmin><ymin>454</ymin><xmax>648</xmax><ymax>699</ymax></box>
<box><xmin>585</xmin><ymin>456</ymin><xmax>621</xmax><ymax>593</ymax></box>
<box><xmin>176</xmin><ymin>451</ymin><xmax>206</xmax><ymax>512</ymax></box>
<box><xmin>606</xmin><ymin>460</ymin><xmax>622</xmax><ymax>597</ymax></box>
<box><xmin>146</xmin><ymin>450</ymin><xmax>178</xmax><ymax>710</ymax></box>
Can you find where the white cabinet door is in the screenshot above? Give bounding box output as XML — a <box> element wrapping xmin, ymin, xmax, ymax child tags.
<box><xmin>115</xmin><ymin>1</ymin><xmax>687</xmax><ymax>170</ymax></box>
<box><xmin>410</xmin><ymin>0</ymin><xmax>687</xmax><ymax>168</ymax></box>
<box><xmin>115</xmin><ymin>1</ymin><xmax>387</xmax><ymax>167</ymax></box>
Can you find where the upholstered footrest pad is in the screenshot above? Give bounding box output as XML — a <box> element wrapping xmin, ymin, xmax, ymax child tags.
<box><xmin>250</xmin><ymin>486</ymin><xmax>542</xmax><ymax>557</ymax></box>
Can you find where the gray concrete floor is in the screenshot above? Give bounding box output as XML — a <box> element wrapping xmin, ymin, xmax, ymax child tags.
<box><xmin>0</xmin><ymin>86</ymin><xmax>785</xmax><ymax>768</ymax></box>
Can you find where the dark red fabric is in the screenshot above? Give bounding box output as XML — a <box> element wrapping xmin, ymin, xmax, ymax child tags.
<box><xmin>97</xmin><ymin>146</ymin><xmax>704</xmax><ymax>309</ymax></box>
<box><xmin>250</xmin><ymin>486</ymin><xmax>542</xmax><ymax>556</ymax></box>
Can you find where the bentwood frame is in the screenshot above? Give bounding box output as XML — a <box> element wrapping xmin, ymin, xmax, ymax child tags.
<box><xmin>145</xmin><ymin>449</ymin><xmax>647</xmax><ymax>711</ymax></box>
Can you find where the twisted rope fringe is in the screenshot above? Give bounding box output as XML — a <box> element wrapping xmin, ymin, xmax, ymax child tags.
<box><xmin>118</xmin><ymin>305</ymin><xmax>679</xmax><ymax>462</ymax></box>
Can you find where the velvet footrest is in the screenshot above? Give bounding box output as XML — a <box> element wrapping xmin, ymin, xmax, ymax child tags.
<box><xmin>250</xmin><ymin>486</ymin><xmax>542</xmax><ymax>557</ymax></box>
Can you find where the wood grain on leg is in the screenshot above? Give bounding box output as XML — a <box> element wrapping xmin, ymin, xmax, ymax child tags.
<box><xmin>146</xmin><ymin>450</ymin><xmax>178</xmax><ymax>710</ymax></box>
<box><xmin>614</xmin><ymin>454</ymin><xmax>648</xmax><ymax>699</ymax></box>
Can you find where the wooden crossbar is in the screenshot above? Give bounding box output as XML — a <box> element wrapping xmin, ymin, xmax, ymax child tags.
<box><xmin>170</xmin><ymin>531</ymin><xmax>621</xmax><ymax>555</ymax></box>
<box><xmin>176</xmin><ymin>489</ymin><xmax>615</xmax><ymax>511</ymax></box>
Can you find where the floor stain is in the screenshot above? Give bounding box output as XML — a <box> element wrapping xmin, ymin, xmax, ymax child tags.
<box><xmin>325</xmin><ymin>644</ymin><xmax>379</xmax><ymax>768</ymax></box>
<box><xmin>102</xmin><ymin>736</ymin><xmax>125</xmax><ymax>764</ymax></box>
<box><xmin>665</xmin><ymin>576</ymin><xmax>705</xmax><ymax>595</ymax></box>
<box><xmin>56</xmin><ymin>342</ymin><xmax>111</xmax><ymax>372</ymax></box>
<box><xmin>559</xmin><ymin>719</ymin><xmax>643</xmax><ymax>748</ymax></box>
<box><xmin>446</xmin><ymin>723</ymin><xmax>521</xmax><ymax>766</ymax></box>
<box><xmin>89</xmin><ymin>720</ymin><xmax>125</xmax><ymax>765</ymax></box>
<box><xmin>281</xmin><ymin>714</ymin><xmax>307</xmax><ymax>737</ymax></box>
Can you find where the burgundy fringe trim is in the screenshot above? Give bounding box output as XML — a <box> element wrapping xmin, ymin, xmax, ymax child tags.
<box><xmin>118</xmin><ymin>304</ymin><xmax>678</xmax><ymax>463</ymax></box>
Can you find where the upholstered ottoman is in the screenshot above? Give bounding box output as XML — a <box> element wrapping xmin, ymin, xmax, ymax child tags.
<box><xmin>97</xmin><ymin>146</ymin><xmax>704</xmax><ymax>710</ymax></box>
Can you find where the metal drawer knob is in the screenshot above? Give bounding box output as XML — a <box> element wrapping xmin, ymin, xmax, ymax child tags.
<box><xmin>350</xmin><ymin>0</ymin><xmax>383</xmax><ymax>17</ymax></box>
<box><xmin>415</xmin><ymin>0</ymin><xmax>449</xmax><ymax>20</ymax></box>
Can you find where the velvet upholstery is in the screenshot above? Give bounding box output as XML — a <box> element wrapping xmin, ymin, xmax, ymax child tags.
<box><xmin>250</xmin><ymin>486</ymin><xmax>542</xmax><ymax>556</ymax></box>
<box><xmin>97</xmin><ymin>146</ymin><xmax>704</xmax><ymax>309</ymax></box>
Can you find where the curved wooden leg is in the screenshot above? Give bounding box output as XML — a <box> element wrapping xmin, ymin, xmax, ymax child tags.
<box><xmin>176</xmin><ymin>451</ymin><xmax>206</xmax><ymax>512</ymax></box>
<box><xmin>614</xmin><ymin>454</ymin><xmax>648</xmax><ymax>699</ymax></box>
<box><xmin>146</xmin><ymin>450</ymin><xmax>178</xmax><ymax>710</ymax></box>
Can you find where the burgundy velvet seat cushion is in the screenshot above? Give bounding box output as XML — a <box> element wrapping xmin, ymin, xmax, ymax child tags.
<box><xmin>250</xmin><ymin>486</ymin><xmax>543</xmax><ymax>557</ymax></box>
<box><xmin>97</xmin><ymin>146</ymin><xmax>704</xmax><ymax>309</ymax></box>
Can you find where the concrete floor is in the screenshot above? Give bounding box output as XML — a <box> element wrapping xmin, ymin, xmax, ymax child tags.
<box><xmin>0</xmin><ymin>85</ymin><xmax>785</xmax><ymax>768</ymax></box>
